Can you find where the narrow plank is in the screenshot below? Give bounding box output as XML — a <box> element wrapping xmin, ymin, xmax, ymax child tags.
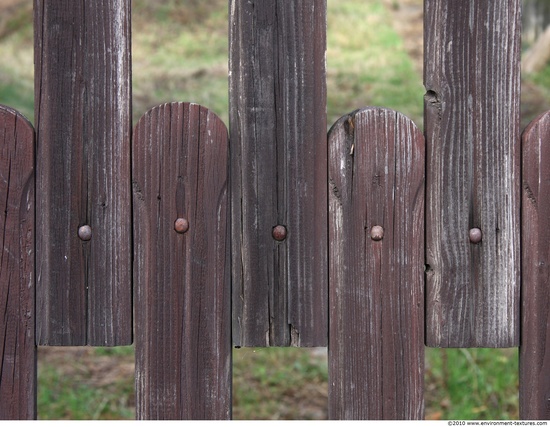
<box><xmin>34</xmin><ymin>0</ymin><xmax>132</xmax><ymax>345</ymax></box>
<box><xmin>229</xmin><ymin>0</ymin><xmax>328</xmax><ymax>347</ymax></box>
<box><xmin>520</xmin><ymin>111</ymin><xmax>550</xmax><ymax>420</ymax></box>
<box><xmin>328</xmin><ymin>108</ymin><xmax>425</xmax><ymax>420</ymax></box>
<box><xmin>424</xmin><ymin>0</ymin><xmax>521</xmax><ymax>347</ymax></box>
<box><xmin>0</xmin><ymin>105</ymin><xmax>36</xmax><ymax>419</ymax></box>
<box><xmin>133</xmin><ymin>103</ymin><xmax>231</xmax><ymax>420</ymax></box>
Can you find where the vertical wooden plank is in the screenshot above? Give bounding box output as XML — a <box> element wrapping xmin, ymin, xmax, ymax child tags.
<box><xmin>34</xmin><ymin>0</ymin><xmax>132</xmax><ymax>345</ymax></box>
<box><xmin>328</xmin><ymin>108</ymin><xmax>424</xmax><ymax>420</ymax></box>
<box><xmin>520</xmin><ymin>111</ymin><xmax>550</xmax><ymax>420</ymax></box>
<box><xmin>229</xmin><ymin>0</ymin><xmax>328</xmax><ymax>347</ymax></box>
<box><xmin>0</xmin><ymin>105</ymin><xmax>36</xmax><ymax>419</ymax></box>
<box><xmin>424</xmin><ymin>0</ymin><xmax>521</xmax><ymax>347</ymax></box>
<box><xmin>134</xmin><ymin>103</ymin><xmax>231</xmax><ymax>420</ymax></box>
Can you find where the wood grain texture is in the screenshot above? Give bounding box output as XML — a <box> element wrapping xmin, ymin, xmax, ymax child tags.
<box><xmin>0</xmin><ymin>105</ymin><xmax>36</xmax><ymax>419</ymax></box>
<box><xmin>34</xmin><ymin>0</ymin><xmax>132</xmax><ymax>345</ymax></box>
<box><xmin>229</xmin><ymin>0</ymin><xmax>328</xmax><ymax>347</ymax></box>
<box><xmin>520</xmin><ymin>111</ymin><xmax>550</xmax><ymax>420</ymax></box>
<box><xmin>328</xmin><ymin>108</ymin><xmax>425</xmax><ymax>420</ymax></box>
<box><xmin>133</xmin><ymin>103</ymin><xmax>231</xmax><ymax>420</ymax></box>
<box><xmin>424</xmin><ymin>0</ymin><xmax>521</xmax><ymax>347</ymax></box>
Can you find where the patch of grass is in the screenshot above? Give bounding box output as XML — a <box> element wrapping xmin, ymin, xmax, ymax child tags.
<box><xmin>132</xmin><ymin>0</ymin><xmax>229</xmax><ymax>125</ymax></box>
<box><xmin>93</xmin><ymin>346</ymin><xmax>135</xmax><ymax>357</ymax></box>
<box><xmin>327</xmin><ymin>0</ymin><xmax>424</xmax><ymax>127</ymax></box>
<box><xmin>232</xmin><ymin>348</ymin><xmax>328</xmax><ymax>420</ymax></box>
<box><xmin>38</xmin><ymin>366</ymin><xmax>133</xmax><ymax>420</ymax></box>
<box><xmin>0</xmin><ymin>23</ymin><xmax>33</xmax><ymax>121</ymax></box>
<box><xmin>37</xmin><ymin>348</ymin><xmax>135</xmax><ymax>420</ymax></box>
<box><xmin>527</xmin><ymin>64</ymin><xmax>550</xmax><ymax>103</ymax></box>
<box><xmin>425</xmin><ymin>348</ymin><xmax>519</xmax><ymax>420</ymax></box>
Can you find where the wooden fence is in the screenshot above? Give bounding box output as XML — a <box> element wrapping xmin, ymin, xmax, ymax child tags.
<box><xmin>1</xmin><ymin>0</ymin><xmax>549</xmax><ymax>420</ymax></box>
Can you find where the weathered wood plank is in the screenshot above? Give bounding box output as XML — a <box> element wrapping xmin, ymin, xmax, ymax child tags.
<box><xmin>133</xmin><ymin>103</ymin><xmax>231</xmax><ymax>420</ymax></box>
<box><xmin>424</xmin><ymin>0</ymin><xmax>521</xmax><ymax>347</ymax></box>
<box><xmin>0</xmin><ymin>105</ymin><xmax>36</xmax><ymax>419</ymax></box>
<box><xmin>34</xmin><ymin>0</ymin><xmax>132</xmax><ymax>345</ymax></box>
<box><xmin>328</xmin><ymin>108</ymin><xmax>425</xmax><ymax>420</ymax></box>
<box><xmin>520</xmin><ymin>111</ymin><xmax>550</xmax><ymax>420</ymax></box>
<box><xmin>229</xmin><ymin>0</ymin><xmax>328</xmax><ymax>347</ymax></box>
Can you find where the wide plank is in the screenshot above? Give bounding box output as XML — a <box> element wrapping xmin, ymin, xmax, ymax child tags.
<box><xmin>229</xmin><ymin>0</ymin><xmax>328</xmax><ymax>347</ymax></box>
<box><xmin>519</xmin><ymin>111</ymin><xmax>550</xmax><ymax>420</ymax></box>
<box><xmin>424</xmin><ymin>0</ymin><xmax>521</xmax><ymax>347</ymax></box>
<box><xmin>0</xmin><ymin>105</ymin><xmax>36</xmax><ymax>419</ymax></box>
<box><xmin>328</xmin><ymin>108</ymin><xmax>425</xmax><ymax>419</ymax></box>
<box><xmin>133</xmin><ymin>103</ymin><xmax>231</xmax><ymax>420</ymax></box>
<box><xmin>34</xmin><ymin>0</ymin><xmax>132</xmax><ymax>345</ymax></box>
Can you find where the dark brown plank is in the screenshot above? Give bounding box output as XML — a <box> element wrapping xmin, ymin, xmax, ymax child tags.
<box><xmin>424</xmin><ymin>0</ymin><xmax>521</xmax><ymax>347</ymax></box>
<box><xmin>0</xmin><ymin>105</ymin><xmax>36</xmax><ymax>419</ymax></box>
<box><xmin>229</xmin><ymin>0</ymin><xmax>328</xmax><ymax>347</ymax></box>
<box><xmin>328</xmin><ymin>108</ymin><xmax>424</xmax><ymax>420</ymax></box>
<box><xmin>520</xmin><ymin>111</ymin><xmax>550</xmax><ymax>420</ymax></box>
<box><xmin>133</xmin><ymin>103</ymin><xmax>231</xmax><ymax>420</ymax></box>
<box><xmin>34</xmin><ymin>0</ymin><xmax>132</xmax><ymax>345</ymax></box>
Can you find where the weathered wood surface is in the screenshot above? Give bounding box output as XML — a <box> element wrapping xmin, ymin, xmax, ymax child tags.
<box><xmin>424</xmin><ymin>0</ymin><xmax>521</xmax><ymax>347</ymax></box>
<box><xmin>229</xmin><ymin>0</ymin><xmax>328</xmax><ymax>347</ymax></box>
<box><xmin>133</xmin><ymin>103</ymin><xmax>231</xmax><ymax>420</ymax></box>
<box><xmin>0</xmin><ymin>105</ymin><xmax>36</xmax><ymax>419</ymax></box>
<box><xmin>328</xmin><ymin>108</ymin><xmax>425</xmax><ymax>420</ymax></box>
<box><xmin>520</xmin><ymin>111</ymin><xmax>550</xmax><ymax>420</ymax></box>
<box><xmin>34</xmin><ymin>0</ymin><xmax>132</xmax><ymax>345</ymax></box>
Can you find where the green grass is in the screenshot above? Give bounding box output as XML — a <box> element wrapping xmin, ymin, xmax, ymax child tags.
<box><xmin>232</xmin><ymin>348</ymin><xmax>329</xmax><ymax>420</ymax></box>
<box><xmin>0</xmin><ymin>21</ymin><xmax>33</xmax><ymax>121</ymax></box>
<box><xmin>132</xmin><ymin>0</ymin><xmax>229</xmax><ymax>124</ymax></box>
<box><xmin>327</xmin><ymin>0</ymin><xmax>424</xmax><ymax>126</ymax></box>
<box><xmin>425</xmin><ymin>348</ymin><xmax>519</xmax><ymax>420</ymax></box>
<box><xmin>37</xmin><ymin>347</ymin><xmax>135</xmax><ymax>420</ymax></box>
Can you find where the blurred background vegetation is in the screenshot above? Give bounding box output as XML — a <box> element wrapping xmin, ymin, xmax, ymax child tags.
<box><xmin>1</xmin><ymin>0</ymin><xmax>549</xmax><ymax>420</ymax></box>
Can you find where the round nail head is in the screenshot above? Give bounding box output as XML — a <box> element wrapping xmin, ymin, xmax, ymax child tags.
<box><xmin>272</xmin><ymin>225</ymin><xmax>287</xmax><ymax>241</ymax></box>
<box><xmin>469</xmin><ymin>228</ymin><xmax>482</xmax><ymax>244</ymax></box>
<box><xmin>175</xmin><ymin>218</ymin><xmax>189</xmax><ymax>234</ymax></box>
<box><xmin>78</xmin><ymin>225</ymin><xmax>92</xmax><ymax>241</ymax></box>
<box><xmin>370</xmin><ymin>225</ymin><xmax>384</xmax><ymax>241</ymax></box>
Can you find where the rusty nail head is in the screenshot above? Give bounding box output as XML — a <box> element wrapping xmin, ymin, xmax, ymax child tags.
<box><xmin>469</xmin><ymin>227</ymin><xmax>482</xmax><ymax>244</ymax></box>
<box><xmin>78</xmin><ymin>225</ymin><xmax>92</xmax><ymax>241</ymax></box>
<box><xmin>272</xmin><ymin>225</ymin><xmax>287</xmax><ymax>241</ymax></box>
<box><xmin>175</xmin><ymin>218</ymin><xmax>189</xmax><ymax>234</ymax></box>
<box><xmin>370</xmin><ymin>225</ymin><xmax>384</xmax><ymax>241</ymax></box>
